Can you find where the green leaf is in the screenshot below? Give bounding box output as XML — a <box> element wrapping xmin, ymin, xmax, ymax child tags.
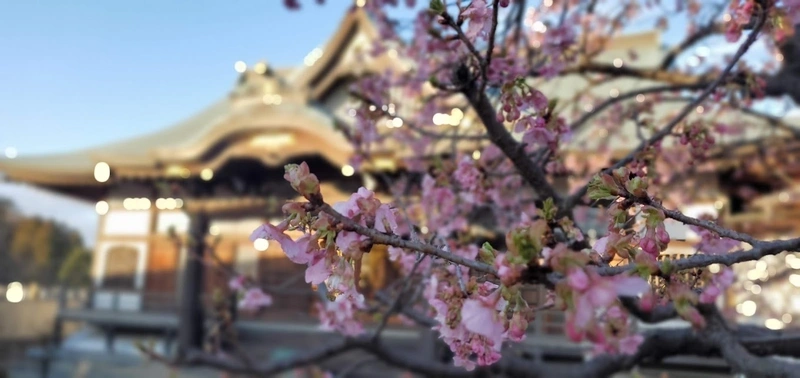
<box><xmin>429</xmin><ymin>0</ymin><xmax>445</xmax><ymax>14</ymax></box>
<box><xmin>660</xmin><ymin>259</ymin><xmax>674</xmax><ymax>276</ymax></box>
<box><xmin>547</xmin><ymin>98</ymin><xmax>559</xmax><ymax>112</ymax></box>
<box><xmin>588</xmin><ymin>175</ymin><xmax>617</xmax><ymax>201</ymax></box>
<box><xmin>479</xmin><ymin>242</ymin><xmax>497</xmax><ymax>264</ymax></box>
<box><xmin>634</xmin><ymin>264</ymin><xmax>652</xmax><ymax>280</ymax></box>
<box><xmin>540</xmin><ymin>197</ymin><xmax>557</xmax><ymax>222</ymax></box>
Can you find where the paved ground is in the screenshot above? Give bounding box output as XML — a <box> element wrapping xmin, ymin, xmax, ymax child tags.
<box><xmin>2</xmin><ymin>326</ymin><xmax>742</xmax><ymax>378</ymax></box>
<box><xmin>4</xmin><ymin>328</ymin><xmax>413</xmax><ymax>378</ymax></box>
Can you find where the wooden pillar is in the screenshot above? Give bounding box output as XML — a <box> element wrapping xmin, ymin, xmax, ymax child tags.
<box><xmin>177</xmin><ymin>211</ymin><xmax>209</xmax><ymax>357</ymax></box>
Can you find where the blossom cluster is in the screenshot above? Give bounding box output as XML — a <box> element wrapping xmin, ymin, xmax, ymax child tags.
<box><xmin>260</xmin><ymin>0</ymin><xmax>785</xmax><ymax>372</ymax></box>
<box><xmin>250</xmin><ymin>162</ymin><xmax>664</xmax><ymax>368</ymax></box>
<box><xmin>228</xmin><ymin>275</ymin><xmax>273</xmax><ymax>312</ymax></box>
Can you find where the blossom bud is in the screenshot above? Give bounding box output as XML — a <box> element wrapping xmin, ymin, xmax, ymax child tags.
<box><xmin>656</xmin><ymin>225</ymin><xmax>670</xmax><ymax>245</ymax></box>
<box><xmin>479</xmin><ymin>242</ymin><xmax>497</xmax><ymax>264</ymax></box>
<box><xmin>639</xmin><ymin>291</ymin><xmax>656</xmax><ymax>312</ymax></box>
<box><xmin>284</xmin><ymin>162</ymin><xmax>321</xmax><ymax>201</ymax></box>
<box><xmin>507</xmin><ymin>312</ymin><xmax>527</xmax><ymax>342</ymax></box>
<box><xmin>566</xmin><ymin>267</ymin><xmax>589</xmax><ymax>291</ymax></box>
<box><xmin>612</xmin><ymin>167</ymin><xmax>629</xmax><ymax>183</ymax></box>
<box><xmin>625</xmin><ymin>176</ymin><xmax>648</xmax><ymax>197</ymax></box>
<box><xmin>640</xmin><ymin>236</ymin><xmax>659</xmax><ymax>257</ymax></box>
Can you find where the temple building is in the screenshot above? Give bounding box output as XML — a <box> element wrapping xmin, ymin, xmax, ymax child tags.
<box><xmin>0</xmin><ymin>3</ymin><xmax>798</xmax><ymax>373</ymax></box>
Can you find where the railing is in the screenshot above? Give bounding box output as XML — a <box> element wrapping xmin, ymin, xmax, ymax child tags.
<box><xmin>0</xmin><ymin>284</ymin><xmax>89</xmax><ymax>305</ymax></box>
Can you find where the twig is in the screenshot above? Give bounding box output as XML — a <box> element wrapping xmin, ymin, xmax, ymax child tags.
<box><xmin>481</xmin><ymin>0</ymin><xmax>501</xmax><ymax>93</ymax></box>
<box><xmin>372</xmin><ymin>255</ymin><xmax>426</xmax><ymax>341</ymax></box>
<box><xmin>440</xmin><ymin>11</ymin><xmax>486</xmax><ymax>67</ymax></box>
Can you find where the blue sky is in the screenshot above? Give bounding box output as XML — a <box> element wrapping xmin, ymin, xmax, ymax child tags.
<box><xmin>0</xmin><ymin>1</ymin><xmax>785</xmax><ymax>246</ymax></box>
<box><xmin>0</xmin><ymin>0</ymin><xmax>363</xmax><ymax>244</ymax></box>
<box><xmin>0</xmin><ymin>0</ymin><xmax>359</xmax><ymax>156</ymax></box>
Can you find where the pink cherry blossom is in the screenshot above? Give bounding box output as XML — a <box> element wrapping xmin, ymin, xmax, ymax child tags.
<box><xmin>229</xmin><ymin>0</ymin><xmax>797</xmax><ymax>370</ymax></box>
<box><xmin>335</xmin><ymin>231</ymin><xmax>367</xmax><ymax>258</ymax></box>
<box><xmin>238</xmin><ymin>288</ymin><xmax>273</xmax><ymax>311</ymax></box>
<box><xmin>316</xmin><ymin>294</ymin><xmax>365</xmax><ymax>336</ymax></box>
<box><xmin>566</xmin><ymin>266</ymin><xmax>590</xmax><ymax>291</ymax></box>
<box><xmin>461</xmin><ymin>298</ymin><xmax>505</xmax><ymax>348</ymax></box>
<box><xmin>462</xmin><ymin>0</ymin><xmax>492</xmax><ymax>41</ymax></box>
<box><xmin>228</xmin><ymin>275</ymin><xmax>246</xmax><ymax>292</ymax></box>
<box><xmin>618</xmin><ymin>334</ymin><xmax>645</xmax><ymax>355</ymax></box>
<box><xmin>506</xmin><ymin>312</ymin><xmax>528</xmax><ymax>342</ymax></box>
<box><xmin>639</xmin><ymin>234</ymin><xmax>660</xmax><ymax>257</ymax></box>
<box><xmin>494</xmin><ymin>254</ymin><xmax>523</xmax><ymax>286</ymax></box>
<box><xmin>690</xmin><ymin>224</ymin><xmax>740</xmax><ymax>255</ymax></box>
<box><xmin>305</xmin><ymin>254</ymin><xmax>331</xmax><ymax>285</ymax></box>
<box><xmin>375</xmin><ymin>204</ymin><xmax>399</xmax><ymax>233</ymax></box>
<box><xmin>250</xmin><ymin>224</ymin><xmax>316</xmax><ymax>264</ymax></box>
<box><xmin>699</xmin><ymin>267</ymin><xmax>735</xmax><ymax>304</ymax></box>
<box><xmin>592</xmin><ymin>236</ymin><xmax>610</xmax><ymax>257</ymax></box>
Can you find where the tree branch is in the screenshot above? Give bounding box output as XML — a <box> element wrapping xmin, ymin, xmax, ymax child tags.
<box><xmin>461</xmin><ymin>77</ymin><xmax>560</xmax><ymax>202</ymax></box>
<box><xmin>564</xmin><ymin>8</ymin><xmax>769</xmax><ymax>213</ymax></box>
<box><xmin>635</xmin><ymin>195</ymin><xmax>759</xmax><ymax>245</ymax></box>
<box><xmin>660</xmin><ymin>22</ymin><xmax>725</xmax><ymax>70</ymax></box>
<box><xmin>598</xmin><ymin>236</ymin><xmax>800</xmax><ymax>276</ymax></box>
<box><xmin>568</xmin><ymin>83</ymin><xmax>708</xmax><ymax>133</ymax></box>
<box><xmin>318</xmin><ymin>203</ymin><xmax>498</xmax><ymax>276</ymax></box>
<box><xmin>701</xmin><ymin>306</ymin><xmax>800</xmax><ymax>377</ymax></box>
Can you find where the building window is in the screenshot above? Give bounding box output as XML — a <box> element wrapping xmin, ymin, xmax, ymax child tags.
<box><xmin>102</xmin><ymin>246</ymin><xmax>139</xmax><ymax>290</ymax></box>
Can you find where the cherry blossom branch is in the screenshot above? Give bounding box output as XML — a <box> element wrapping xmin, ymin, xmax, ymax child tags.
<box><xmin>564</xmin><ymin>8</ymin><xmax>768</xmax><ymax>213</ymax></box>
<box><xmin>349</xmin><ymin>90</ymin><xmax>488</xmax><ymax>141</ymax></box>
<box><xmin>618</xmin><ymin>296</ymin><xmax>678</xmax><ymax>324</ymax></box>
<box><xmin>567</xmin><ymin>83</ymin><xmax>707</xmax><ymax>132</ymax></box>
<box><xmin>700</xmin><ymin>306</ymin><xmax>799</xmax><ymax>377</ymax></box>
<box><xmin>599</xmin><ymin>236</ymin><xmax>800</xmax><ymax>277</ymax></box>
<box><xmin>337</xmin><ymin>356</ymin><xmax>379</xmax><ymax>378</ymax></box>
<box><xmin>371</xmin><ymin>255</ymin><xmax>425</xmax><ymax>340</ymax></box>
<box><xmin>633</xmin><ymin>195</ymin><xmax>759</xmax><ymax>245</ymax></box>
<box><xmin>317</xmin><ymin>203</ymin><xmax>498</xmax><ymax>276</ymax></box>
<box><xmin>548</xmin><ymin>62</ymin><xmax>710</xmax><ymax>87</ymax></box>
<box><xmin>481</xmin><ymin>0</ymin><xmax>501</xmax><ymax>93</ymax></box>
<box><xmin>460</xmin><ymin>75</ymin><xmax>560</xmax><ymax>202</ymax></box>
<box><xmin>163</xmin><ymin>325</ymin><xmax>800</xmax><ymax>378</ymax></box>
<box><xmin>738</xmin><ymin>334</ymin><xmax>800</xmax><ymax>357</ymax></box>
<box><xmin>374</xmin><ymin>291</ymin><xmax>436</xmax><ymax>328</ymax></box>
<box><xmin>439</xmin><ymin>11</ymin><xmax>486</xmax><ymax>67</ymax></box>
<box><xmin>659</xmin><ymin>21</ymin><xmax>725</xmax><ymax>70</ymax></box>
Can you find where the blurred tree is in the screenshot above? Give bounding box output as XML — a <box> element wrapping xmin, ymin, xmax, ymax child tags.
<box><xmin>57</xmin><ymin>246</ymin><xmax>92</xmax><ymax>287</ymax></box>
<box><xmin>0</xmin><ymin>197</ymin><xmax>89</xmax><ymax>285</ymax></box>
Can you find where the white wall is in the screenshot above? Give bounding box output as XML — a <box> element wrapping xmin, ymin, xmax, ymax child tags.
<box><xmin>104</xmin><ymin>210</ymin><xmax>150</xmax><ymax>236</ymax></box>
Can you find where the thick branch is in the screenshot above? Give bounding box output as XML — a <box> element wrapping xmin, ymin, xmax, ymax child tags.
<box><xmin>184</xmin><ymin>336</ymin><xmax>475</xmax><ymax>378</ymax></box>
<box><xmin>701</xmin><ymin>306</ymin><xmax>800</xmax><ymax>377</ymax></box>
<box><xmin>178</xmin><ymin>323</ymin><xmax>800</xmax><ymax>378</ymax></box>
<box><xmin>461</xmin><ymin>77</ymin><xmax>560</xmax><ymax>202</ymax></box>
<box><xmin>619</xmin><ymin>296</ymin><xmax>678</xmax><ymax>324</ymax></box>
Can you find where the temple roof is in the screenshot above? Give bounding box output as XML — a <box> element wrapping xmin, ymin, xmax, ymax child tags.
<box><xmin>0</xmin><ymin>6</ymin><xmax>377</xmax><ymax>193</ymax></box>
<box><xmin>4</xmin><ymin>5</ymin><xmax>799</xmax><ymax>202</ymax></box>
